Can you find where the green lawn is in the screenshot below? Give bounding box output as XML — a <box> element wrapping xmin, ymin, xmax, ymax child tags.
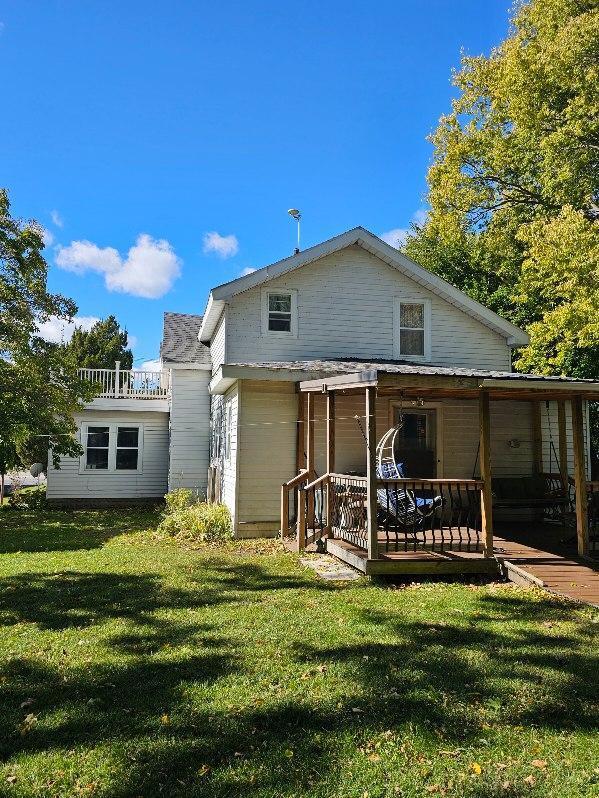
<box><xmin>0</xmin><ymin>508</ymin><xmax>597</xmax><ymax>798</ymax></box>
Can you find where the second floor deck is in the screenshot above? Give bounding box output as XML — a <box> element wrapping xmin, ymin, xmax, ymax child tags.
<box><xmin>78</xmin><ymin>365</ymin><xmax>171</xmax><ymax>399</ymax></box>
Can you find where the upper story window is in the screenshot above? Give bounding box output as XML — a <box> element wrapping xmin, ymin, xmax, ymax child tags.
<box><xmin>81</xmin><ymin>423</ymin><xmax>143</xmax><ymax>473</ymax></box>
<box><xmin>261</xmin><ymin>288</ymin><xmax>298</xmax><ymax>337</ymax></box>
<box><xmin>393</xmin><ymin>298</ymin><xmax>431</xmax><ymax>360</ymax></box>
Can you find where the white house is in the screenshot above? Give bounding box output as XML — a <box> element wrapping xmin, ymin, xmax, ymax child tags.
<box><xmin>47</xmin><ymin>227</ymin><xmax>598</xmax><ymax>569</ymax></box>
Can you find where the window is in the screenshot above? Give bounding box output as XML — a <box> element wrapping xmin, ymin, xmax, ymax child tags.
<box><xmin>224</xmin><ymin>402</ymin><xmax>232</xmax><ymax>461</ymax></box>
<box><xmin>268</xmin><ymin>293</ymin><xmax>292</xmax><ymax>331</ymax></box>
<box><xmin>81</xmin><ymin>423</ymin><xmax>143</xmax><ymax>473</ymax></box>
<box><xmin>116</xmin><ymin>427</ymin><xmax>139</xmax><ymax>470</ymax></box>
<box><xmin>393</xmin><ymin>298</ymin><xmax>431</xmax><ymax>360</ymax></box>
<box><xmin>85</xmin><ymin>426</ymin><xmax>109</xmax><ymax>470</ymax></box>
<box><xmin>261</xmin><ymin>288</ymin><xmax>297</xmax><ymax>337</ymax></box>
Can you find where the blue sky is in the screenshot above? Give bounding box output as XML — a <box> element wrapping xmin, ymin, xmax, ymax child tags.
<box><xmin>1</xmin><ymin>1</ymin><xmax>510</xmax><ymax>366</ymax></box>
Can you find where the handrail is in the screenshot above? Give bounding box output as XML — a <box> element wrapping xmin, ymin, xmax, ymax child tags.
<box><xmin>78</xmin><ymin>366</ymin><xmax>170</xmax><ymax>399</ymax></box>
<box><xmin>303</xmin><ymin>473</ymin><xmax>330</xmax><ymax>492</ymax></box>
<box><xmin>282</xmin><ymin>470</ymin><xmax>310</xmax><ymax>489</ymax></box>
<box><xmin>376</xmin><ymin>477</ymin><xmax>484</xmax><ymax>487</ymax></box>
<box><xmin>280</xmin><ymin>470</ymin><xmax>311</xmax><ymax>542</ymax></box>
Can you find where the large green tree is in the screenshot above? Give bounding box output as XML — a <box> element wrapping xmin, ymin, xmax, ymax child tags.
<box><xmin>65</xmin><ymin>315</ymin><xmax>133</xmax><ymax>370</ymax></box>
<box><xmin>0</xmin><ymin>189</ymin><xmax>93</xmax><ymax>500</ymax></box>
<box><xmin>404</xmin><ymin>0</ymin><xmax>598</xmax><ymax>376</ymax></box>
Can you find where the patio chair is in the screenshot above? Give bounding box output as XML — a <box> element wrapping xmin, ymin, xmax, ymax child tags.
<box><xmin>375</xmin><ymin>425</ymin><xmax>442</xmax><ymax>530</ymax></box>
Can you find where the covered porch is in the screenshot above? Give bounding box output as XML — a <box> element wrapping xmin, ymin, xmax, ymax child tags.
<box><xmin>281</xmin><ymin>366</ymin><xmax>599</xmax><ymax>585</ymax></box>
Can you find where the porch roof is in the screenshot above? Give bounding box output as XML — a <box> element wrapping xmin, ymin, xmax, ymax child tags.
<box><xmin>209</xmin><ymin>358</ymin><xmax>599</xmax><ymax>399</ymax></box>
<box><xmin>293</xmin><ymin>358</ymin><xmax>599</xmax><ymax>400</ymax></box>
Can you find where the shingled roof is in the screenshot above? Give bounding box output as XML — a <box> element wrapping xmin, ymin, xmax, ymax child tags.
<box><xmin>160</xmin><ymin>312</ymin><xmax>211</xmax><ymax>364</ymax></box>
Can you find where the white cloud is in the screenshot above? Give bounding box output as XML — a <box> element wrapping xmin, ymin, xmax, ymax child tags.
<box><xmin>41</xmin><ymin>227</ymin><xmax>54</xmax><ymax>247</ymax></box>
<box><xmin>203</xmin><ymin>231</ymin><xmax>239</xmax><ymax>259</ymax></box>
<box><xmin>50</xmin><ymin>210</ymin><xmax>63</xmax><ymax>228</ymax></box>
<box><xmin>381</xmin><ymin>209</ymin><xmax>428</xmax><ymax>249</ymax></box>
<box><xmin>126</xmin><ymin>334</ymin><xmax>138</xmax><ymax>350</ymax></box>
<box><xmin>412</xmin><ymin>208</ymin><xmax>428</xmax><ymax>227</ymax></box>
<box><xmin>240</xmin><ymin>266</ymin><xmax>256</xmax><ymax>276</ymax></box>
<box><xmin>381</xmin><ymin>228</ymin><xmax>409</xmax><ymax>249</ymax></box>
<box><xmin>37</xmin><ymin>315</ymin><xmax>100</xmax><ymax>344</ymax></box>
<box><xmin>55</xmin><ymin>234</ymin><xmax>181</xmax><ymax>299</ymax></box>
<box><xmin>137</xmin><ymin>358</ymin><xmax>162</xmax><ymax>372</ymax></box>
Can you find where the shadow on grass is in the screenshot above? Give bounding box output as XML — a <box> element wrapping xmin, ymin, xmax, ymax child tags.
<box><xmin>0</xmin><ymin>558</ymin><xmax>596</xmax><ymax>796</ymax></box>
<box><xmin>0</xmin><ymin>507</ymin><xmax>160</xmax><ymax>554</ymax></box>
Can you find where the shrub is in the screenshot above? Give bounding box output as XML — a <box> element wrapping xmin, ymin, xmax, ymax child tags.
<box><xmin>159</xmin><ymin>490</ymin><xmax>232</xmax><ymax>544</ymax></box>
<box><xmin>7</xmin><ymin>485</ymin><xmax>47</xmax><ymax>510</ymax></box>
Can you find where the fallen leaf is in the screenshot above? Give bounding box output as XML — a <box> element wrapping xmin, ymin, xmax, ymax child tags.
<box><xmin>368</xmin><ymin>753</ymin><xmax>381</xmax><ymax>762</ymax></box>
<box><xmin>531</xmin><ymin>759</ymin><xmax>547</xmax><ymax>769</ymax></box>
<box><xmin>197</xmin><ymin>765</ymin><xmax>211</xmax><ymax>777</ymax></box>
<box><xmin>470</xmin><ymin>762</ymin><xmax>482</xmax><ymax>775</ymax></box>
<box><xmin>6</xmin><ymin>775</ymin><xmax>17</xmax><ymax>784</ymax></box>
<box><xmin>160</xmin><ymin>714</ymin><xmax>170</xmax><ymax>725</ymax></box>
<box><xmin>284</xmin><ymin>749</ymin><xmax>294</xmax><ymax>758</ymax></box>
<box><xmin>524</xmin><ymin>774</ymin><xmax>536</xmax><ymax>787</ymax></box>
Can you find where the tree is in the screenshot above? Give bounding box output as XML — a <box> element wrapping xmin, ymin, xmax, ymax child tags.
<box><xmin>65</xmin><ymin>315</ymin><xmax>133</xmax><ymax>370</ymax></box>
<box><xmin>0</xmin><ymin>189</ymin><xmax>94</xmax><ymax>501</ymax></box>
<box><xmin>404</xmin><ymin>0</ymin><xmax>599</xmax><ymax>373</ymax></box>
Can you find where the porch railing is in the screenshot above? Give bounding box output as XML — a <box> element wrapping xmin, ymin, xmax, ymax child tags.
<box><xmin>284</xmin><ymin>472</ymin><xmax>484</xmax><ymax>556</ymax></box>
<box><xmin>377</xmin><ymin>478</ymin><xmax>483</xmax><ymax>553</ymax></box>
<box><xmin>78</xmin><ymin>364</ymin><xmax>171</xmax><ymax>399</ymax></box>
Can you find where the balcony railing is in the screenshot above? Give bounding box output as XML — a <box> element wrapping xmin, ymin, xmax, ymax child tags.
<box><xmin>78</xmin><ymin>362</ymin><xmax>170</xmax><ymax>399</ymax></box>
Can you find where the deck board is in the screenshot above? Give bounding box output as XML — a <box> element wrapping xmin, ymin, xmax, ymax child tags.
<box><xmin>322</xmin><ymin>522</ymin><xmax>599</xmax><ymax>606</ymax></box>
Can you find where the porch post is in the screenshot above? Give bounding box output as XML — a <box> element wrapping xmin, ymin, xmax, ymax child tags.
<box><xmin>572</xmin><ymin>395</ymin><xmax>589</xmax><ymax>557</ymax></box>
<box><xmin>479</xmin><ymin>389</ymin><xmax>494</xmax><ymax>557</ymax></box>
<box><xmin>296</xmin><ymin>393</ymin><xmax>305</xmax><ymax>474</ymax></box>
<box><xmin>365</xmin><ymin>386</ymin><xmax>379</xmax><ymax>560</ymax></box>
<box><xmin>305</xmin><ymin>391</ymin><xmax>315</xmax><ymax>534</ymax></box>
<box><xmin>557</xmin><ymin>400</ymin><xmax>569</xmax><ymax>490</ymax></box>
<box><xmin>326</xmin><ymin>392</ymin><xmax>335</xmax><ymax>473</ymax></box>
<box><xmin>306</xmin><ymin>392</ymin><xmax>315</xmax><ymax>477</ymax></box>
<box><xmin>325</xmin><ymin>392</ymin><xmax>336</xmax><ymax>535</ymax></box>
<box><xmin>531</xmin><ymin>399</ymin><xmax>543</xmax><ymax>474</ymax></box>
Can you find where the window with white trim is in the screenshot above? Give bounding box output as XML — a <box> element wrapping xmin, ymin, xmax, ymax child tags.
<box><xmin>115</xmin><ymin>427</ymin><xmax>140</xmax><ymax>470</ymax></box>
<box><xmin>85</xmin><ymin>426</ymin><xmax>110</xmax><ymax>470</ymax></box>
<box><xmin>261</xmin><ymin>288</ymin><xmax>298</xmax><ymax>337</ymax></box>
<box><xmin>393</xmin><ymin>298</ymin><xmax>431</xmax><ymax>360</ymax></box>
<box><xmin>82</xmin><ymin>423</ymin><xmax>143</xmax><ymax>473</ymax></box>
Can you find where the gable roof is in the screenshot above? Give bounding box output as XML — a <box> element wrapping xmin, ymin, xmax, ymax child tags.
<box><xmin>160</xmin><ymin>312</ymin><xmax>211</xmax><ymax>364</ymax></box>
<box><xmin>198</xmin><ymin>226</ymin><xmax>529</xmax><ymax>346</ymax></box>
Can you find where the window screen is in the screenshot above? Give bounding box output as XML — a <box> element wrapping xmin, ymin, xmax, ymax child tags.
<box><xmin>268</xmin><ymin>293</ymin><xmax>292</xmax><ymax>332</ymax></box>
<box><xmin>399</xmin><ymin>302</ymin><xmax>425</xmax><ymax>356</ymax></box>
<box><xmin>116</xmin><ymin>426</ymin><xmax>139</xmax><ymax>470</ymax></box>
<box><xmin>85</xmin><ymin>426</ymin><xmax>109</xmax><ymax>470</ymax></box>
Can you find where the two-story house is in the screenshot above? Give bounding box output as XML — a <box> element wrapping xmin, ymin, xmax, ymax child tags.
<box><xmin>47</xmin><ymin>227</ymin><xmax>598</xmax><ymax>576</ymax></box>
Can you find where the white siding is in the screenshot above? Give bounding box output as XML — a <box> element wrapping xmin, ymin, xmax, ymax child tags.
<box><xmin>211</xmin><ymin>383</ymin><xmax>239</xmax><ymax>526</ymax></box>
<box><xmin>210</xmin><ymin>312</ymin><xmax>226</xmax><ymax>374</ymax></box>
<box><xmin>236</xmin><ymin>381</ymin><xmax>298</xmax><ymax>534</ymax></box>
<box><xmin>232</xmin><ymin>387</ymin><xmax>589</xmax><ymax>531</ymax></box>
<box><xmin>226</xmin><ymin>246</ymin><xmax>512</xmax><ymax>370</ymax></box>
<box><xmin>541</xmin><ymin>400</ymin><xmax>591</xmax><ymax>478</ymax></box>
<box><xmin>168</xmin><ymin>369</ymin><xmax>211</xmax><ymax>494</ymax></box>
<box><xmin>47</xmin><ymin>410</ymin><xmax>169</xmax><ymax>500</ymax></box>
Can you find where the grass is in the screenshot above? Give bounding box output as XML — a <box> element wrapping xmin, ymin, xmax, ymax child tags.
<box><xmin>0</xmin><ymin>508</ymin><xmax>597</xmax><ymax>798</ymax></box>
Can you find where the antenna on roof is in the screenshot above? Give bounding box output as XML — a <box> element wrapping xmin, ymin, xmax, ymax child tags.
<box><xmin>287</xmin><ymin>208</ymin><xmax>301</xmax><ymax>254</ymax></box>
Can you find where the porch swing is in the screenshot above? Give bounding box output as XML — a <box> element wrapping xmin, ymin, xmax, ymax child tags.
<box><xmin>474</xmin><ymin>400</ymin><xmax>570</xmax><ymax>523</ymax></box>
<box><xmin>375</xmin><ymin>419</ymin><xmax>443</xmax><ymax>529</ymax></box>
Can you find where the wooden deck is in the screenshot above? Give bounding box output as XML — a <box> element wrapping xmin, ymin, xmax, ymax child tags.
<box><xmin>321</xmin><ymin>522</ymin><xmax>599</xmax><ymax>607</ymax></box>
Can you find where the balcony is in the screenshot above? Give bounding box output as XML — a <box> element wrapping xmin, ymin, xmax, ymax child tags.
<box><xmin>78</xmin><ymin>364</ymin><xmax>171</xmax><ymax>399</ymax></box>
